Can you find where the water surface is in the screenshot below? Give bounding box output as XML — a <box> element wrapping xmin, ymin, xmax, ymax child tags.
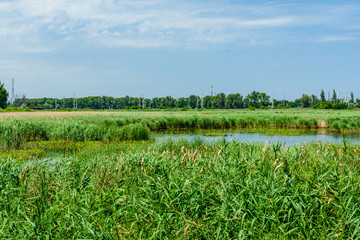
<box><xmin>156</xmin><ymin>131</ymin><xmax>360</xmax><ymax>146</ymax></box>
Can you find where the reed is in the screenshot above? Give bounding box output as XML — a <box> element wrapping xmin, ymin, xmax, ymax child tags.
<box><xmin>1</xmin><ymin>109</ymin><xmax>360</xmax><ymax>150</ymax></box>
<box><xmin>0</xmin><ymin>118</ymin><xmax>150</xmax><ymax>149</ymax></box>
<box><xmin>0</xmin><ymin>139</ymin><xmax>359</xmax><ymax>238</ymax></box>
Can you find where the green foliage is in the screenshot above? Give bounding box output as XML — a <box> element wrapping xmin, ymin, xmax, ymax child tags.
<box><xmin>350</xmin><ymin>92</ymin><xmax>354</xmax><ymax>103</ymax></box>
<box><xmin>312</xmin><ymin>101</ymin><xmax>349</xmax><ymax>110</ymax></box>
<box><xmin>2</xmin><ymin>106</ymin><xmax>34</xmax><ymax>112</ymax></box>
<box><xmin>300</xmin><ymin>94</ymin><xmax>311</xmax><ymax>108</ymax></box>
<box><xmin>180</xmin><ymin>106</ymin><xmax>190</xmax><ymax>111</ymax></box>
<box><xmin>1</xmin><ymin>109</ymin><xmax>360</xmax><ymax>150</ymax></box>
<box><xmin>105</xmin><ymin>123</ymin><xmax>150</xmax><ymax>141</ymax></box>
<box><xmin>320</xmin><ymin>89</ymin><xmax>326</xmax><ymax>102</ymax></box>
<box><xmin>213</xmin><ymin>93</ymin><xmax>226</xmax><ymax>109</ymax></box>
<box><xmin>332</xmin><ymin>89</ymin><xmax>337</xmax><ymax>104</ymax></box>
<box><xmin>333</xmin><ymin>102</ymin><xmax>348</xmax><ymax>109</ymax></box>
<box><xmin>0</xmin><ymin>81</ymin><xmax>9</xmax><ymax>109</ymax></box>
<box><xmin>1</xmin><ymin>140</ymin><xmax>360</xmax><ymax>238</ymax></box>
<box><xmin>22</xmin><ymin>90</ymin><xmax>360</xmax><ymax>110</ymax></box>
<box><xmin>312</xmin><ymin>101</ymin><xmax>333</xmax><ymax>109</ymax></box>
<box><xmin>244</xmin><ymin>91</ymin><xmax>270</xmax><ymax>108</ymax></box>
<box><xmin>0</xmin><ymin>117</ymin><xmax>151</xmax><ymax>149</ymax></box>
<box><xmin>225</xmin><ymin>93</ymin><xmax>243</xmax><ymax>109</ymax></box>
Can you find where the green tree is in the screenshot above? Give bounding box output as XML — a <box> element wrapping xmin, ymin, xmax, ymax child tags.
<box><xmin>258</xmin><ymin>92</ymin><xmax>270</xmax><ymax>107</ymax></box>
<box><xmin>244</xmin><ymin>91</ymin><xmax>259</xmax><ymax>108</ymax></box>
<box><xmin>356</xmin><ymin>98</ymin><xmax>360</xmax><ymax>107</ymax></box>
<box><xmin>300</xmin><ymin>94</ymin><xmax>311</xmax><ymax>108</ymax></box>
<box><xmin>320</xmin><ymin>89</ymin><xmax>326</xmax><ymax>102</ymax></box>
<box><xmin>213</xmin><ymin>93</ymin><xmax>226</xmax><ymax>109</ymax></box>
<box><xmin>226</xmin><ymin>93</ymin><xmax>243</xmax><ymax>109</ymax></box>
<box><xmin>150</xmin><ymin>97</ymin><xmax>161</xmax><ymax>108</ymax></box>
<box><xmin>14</xmin><ymin>95</ymin><xmax>28</xmax><ymax>108</ymax></box>
<box><xmin>0</xmin><ymin>82</ymin><xmax>9</xmax><ymax>109</ymax></box>
<box><xmin>188</xmin><ymin>95</ymin><xmax>198</xmax><ymax>109</ymax></box>
<box><xmin>43</xmin><ymin>102</ymin><xmax>53</xmax><ymax>110</ymax></box>
<box><xmin>203</xmin><ymin>96</ymin><xmax>213</xmax><ymax>109</ymax></box>
<box><xmin>244</xmin><ymin>91</ymin><xmax>270</xmax><ymax>108</ymax></box>
<box><xmin>310</xmin><ymin>94</ymin><xmax>319</xmax><ymax>107</ymax></box>
<box><xmin>176</xmin><ymin>97</ymin><xmax>188</xmax><ymax>108</ymax></box>
<box><xmin>350</xmin><ymin>92</ymin><xmax>354</xmax><ymax>103</ymax></box>
<box><xmin>163</xmin><ymin>96</ymin><xmax>176</xmax><ymax>108</ymax></box>
<box><xmin>332</xmin><ymin>89</ymin><xmax>337</xmax><ymax>104</ymax></box>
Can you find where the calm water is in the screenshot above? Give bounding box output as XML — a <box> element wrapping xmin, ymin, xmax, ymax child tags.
<box><xmin>156</xmin><ymin>132</ymin><xmax>360</xmax><ymax>146</ymax></box>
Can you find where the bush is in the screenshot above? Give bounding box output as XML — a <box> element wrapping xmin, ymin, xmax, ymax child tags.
<box><xmin>312</xmin><ymin>101</ymin><xmax>333</xmax><ymax>109</ymax></box>
<box><xmin>180</xmin><ymin>106</ymin><xmax>190</xmax><ymax>111</ymax></box>
<box><xmin>333</xmin><ymin>102</ymin><xmax>347</xmax><ymax>109</ymax></box>
<box><xmin>4</xmin><ymin>106</ymin><xmax>25</xmax><ymax>112</ymax></box>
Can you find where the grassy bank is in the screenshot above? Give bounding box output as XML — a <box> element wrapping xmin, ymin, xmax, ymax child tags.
<box><xmin>1</xmin><ymin>109</ymin><xmax>360</xmax><ymax>149</ymax></box>
<box><xmin>0</xmin><ymin>139</ymin><xmax>359</xmax><ymax>238</ymax></box>
<box><xmin>0</xmin><ymin>119</ymin><xmax>150</xmax><ymax>149</ymax></box>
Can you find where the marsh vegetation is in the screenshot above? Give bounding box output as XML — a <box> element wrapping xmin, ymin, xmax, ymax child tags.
<box><xmin>1</xmin><ymin>109</ymin><xmax>360</xmax><ymax>238</ymax></box>
<box><xmin>1</xmin><ymin>109</ymin><xmax>360</xmax><ymax>150</ymax></box>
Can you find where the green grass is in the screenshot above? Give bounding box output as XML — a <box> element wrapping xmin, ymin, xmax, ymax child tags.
<box><xmin>1</xmin><ymin>109</ymin><xmax>360</xmax><ymax>150</ymax></box>
<box><xmin>0</xmin><ymin>118</ymin><xmax>150</xmax><ymax>149</ymax></box>
<box><xmin>0</xmin><ymin>139</ymin><xmax>360</xmax><ymax>238</ymax></box>
<box><xmin>1</xmin><ymin>109</ymin><xmax>360</xmax><ymax>238</ymax></box>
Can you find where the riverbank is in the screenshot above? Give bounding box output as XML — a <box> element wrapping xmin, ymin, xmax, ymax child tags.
<box><xmin>1</xmin><ymin>109</ymin><xmax>360</xmax><ymax>151</ymax></box>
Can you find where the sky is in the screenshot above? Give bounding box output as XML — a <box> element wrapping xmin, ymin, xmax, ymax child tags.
<box><xmin>0</xmin><ymin>0</ymin><xmax>360</xmax><ymax>100</ymax></box>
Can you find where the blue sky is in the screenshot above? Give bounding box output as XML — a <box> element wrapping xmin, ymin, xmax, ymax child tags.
<box><xmin>0</xmin><ymin>0</ymin><xmax>360</xmax><ymax>100</ymax></box>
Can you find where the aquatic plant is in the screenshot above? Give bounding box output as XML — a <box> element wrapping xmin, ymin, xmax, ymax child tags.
<box><xmin>1</xmin><ymin>109</ymin><xmax>360</xmax><ymax>150</ymax></box>
<box><xmin>0</xmin><ymin>140</ymin><xmax>359</xmax><ymax>238</ymax></box>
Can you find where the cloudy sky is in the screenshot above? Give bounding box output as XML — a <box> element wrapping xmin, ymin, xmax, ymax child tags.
<box><xmin>1</xmin><ymin>0</ymin><xmax>360</xmax><ymax>100</ymax></box>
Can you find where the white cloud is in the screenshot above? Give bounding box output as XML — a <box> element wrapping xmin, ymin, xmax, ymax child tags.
<box><xmin>317</xmin><ymin>36</ymin><xmax>356</xmax><ymax>42</ymax></box>
<box><xmin>0</xmin><ymin>56</ymin><xmax>149</xmax><ymax>98</ymax></box>
<box><xmin>0</xmin><ymin>0</ymin><xmax>359</xmax><ymax>51</ymax></box>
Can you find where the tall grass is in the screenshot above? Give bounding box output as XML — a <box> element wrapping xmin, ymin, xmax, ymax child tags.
<box><xmin>1</xmin><ymin>109</ymin><xmax>360</xmax><ymax>149</ymax></box>
<box><xmin>0</xmin><ymin>139</ymin><xmax>359</xmax><ymax>238</ymax></box>
<box><xmin>0</xmin><ymin>119</ymin><xmax>150</xmax><ymax>149</ymax></box>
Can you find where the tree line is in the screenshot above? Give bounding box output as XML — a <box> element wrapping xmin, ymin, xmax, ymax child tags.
<box><xmin>8</xmin><ymin>89</ymin><xmax>360</xmax><ymax>110</ymax></box>
<box><xmin>13</xmin><ymin>92</ymin><xmax>272</xmax><ymax>110</ymax></box>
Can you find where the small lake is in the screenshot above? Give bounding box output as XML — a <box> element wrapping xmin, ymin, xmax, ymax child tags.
<box><xmin>156</xmin><ymin>131</ymin><xmax>360</xmax><ymax>146</ymax></box>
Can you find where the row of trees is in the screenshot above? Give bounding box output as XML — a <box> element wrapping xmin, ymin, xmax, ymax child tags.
<box><xmin>15</xmin><ymin>91</ymin><xmax>360</xmax><ymax>110</ymax></box>
<box><xmin>0</xmin><ymin>82</ymin><xmax>357</xmax><ymax>110</ymax></box>
<box><xmin>0</xmin><ymin>82</ymin><xmax>8</xmax><ymax>109</ymax></box>
<box><xmin>13</xmin><ymin>91</ymin><xmax>273</xmax><ymax>110</ymax></box>
<box><xmin>297</xmin><ymin>89</ymin><xmax>359</xmax><ymax>109</ymax></box>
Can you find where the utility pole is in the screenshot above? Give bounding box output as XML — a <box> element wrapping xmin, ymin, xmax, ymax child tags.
<box><xmin>142</xmin><ymin>94</ymin><xmax>145</xmax><ymax>110</ymax></box>
<box><xmin>139</xmin><ymin>94</ymin><xmax>141</xmax><ymax>110</ymax></box>
<box><xmin>73</xmin><ymin>93</ymin><xmax>77</xmax><ymax>110</ymax></box>
<box><xmin>196</xmin><ymin>96</ymin><xmax>199</xmax><ymax>109</ymax></box>
<box><xmin>201</xmin><ymin>94</ymin><xmax>204</xmax><ymax>109</ymax></box>
<box><xmin>211</xmin><ymin>85</ymin><xmax>213</xmax><ymax>97</ymax></box>
<box><xmin>11</xmin><ymin>78</ymin><xmax>15</xmax><ymax>104</ymax></box>
<box><xmin>271</xmin><ymin>95</ymin><xmax>274</xmax><ymax>109</ymax></box>
<box><xmin>283</xmin><ymin>94</ymin><xmax>285</xmax><ymax>106</ymax></box>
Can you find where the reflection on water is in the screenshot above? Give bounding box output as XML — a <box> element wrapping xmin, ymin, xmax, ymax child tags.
<box><xmin>156</xmin><ymin>131</ymin><xmax>360</xmax><ymax>146</ymax></box>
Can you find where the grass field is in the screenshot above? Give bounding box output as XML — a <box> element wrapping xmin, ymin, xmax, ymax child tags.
<box><xmin>1</xmin><ymin>109</ymin><xmax>360</xmax><ymax>238</ymax></box>
<box><xmin>1</xmin><ymin>109</ymin><xmax>360</xmax><ymax>151</ymax></box>
<box><xmin>1</xmin><ymin>139</ymin><xmax>360</xmax><ymax>238</ymax></box>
